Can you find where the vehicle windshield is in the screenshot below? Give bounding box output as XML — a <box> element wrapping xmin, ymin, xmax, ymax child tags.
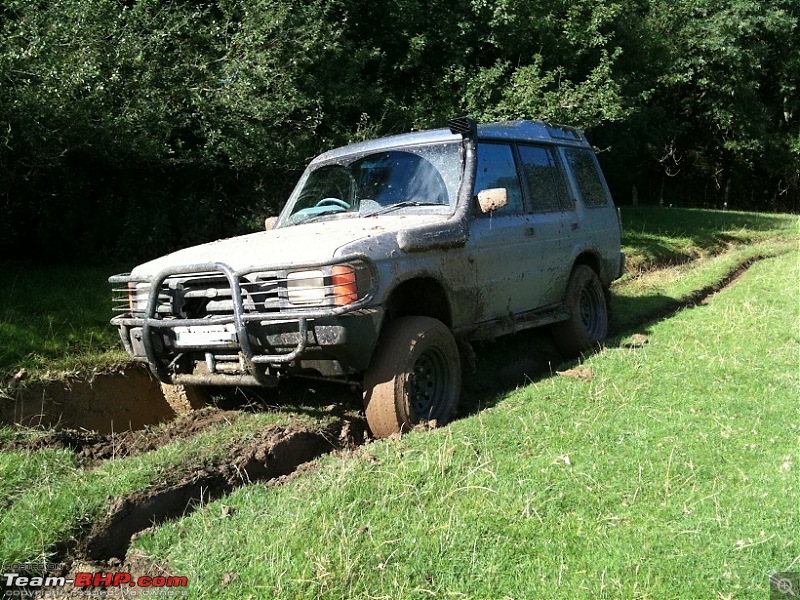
<box><xmin>280</xmin><ymin>141</ymin><xmax>463</xmax><ymax>226</ymax></box>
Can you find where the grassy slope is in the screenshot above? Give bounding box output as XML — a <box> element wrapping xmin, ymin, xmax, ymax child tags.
<box><xmin>619</xmin><ymin>206</ymin><xmax>797</xmax><ymax>272</ymax></box>
<box><xmin>0</xmin><ymin>207</ymin><xmax>797</xmax><ymax>594</ymax></box>
<box><xmin>137</xmin><ymin>249</ymin><xmax>799</xmax><ymax>599</ymax></box>
<box><xmin>0</xmin><ymin>263</ymin><xmax>127</xmax><ymax>382</ymax></box>
<box><xmin>0</xmin><ymin>410</ymin><xmax>337</xmax><ymax>565</ymax></box>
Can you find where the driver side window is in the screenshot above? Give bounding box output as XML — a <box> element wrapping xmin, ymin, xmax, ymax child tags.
<box><xmin>294</xmin><ymin>165</ymin><xmax>354</xmax><ymax>211</ymax></box>
<box><xmin>474</xmin><ymin>143</ymin><xmax>523</xmax><ymax>215</ymax></box>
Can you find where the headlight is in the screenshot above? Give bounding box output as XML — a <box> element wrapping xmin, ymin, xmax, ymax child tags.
<box><xmin>286</xmin><ymin>270</ymin><xmax>326</xmax><ymax>305</ymax></box>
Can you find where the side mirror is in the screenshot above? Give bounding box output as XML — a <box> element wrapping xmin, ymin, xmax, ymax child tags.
<box><xmin>264</xmin><ymin>216</ymin><xmax>278</xmax><ymax>231</ymax></box>
<box><xmin>476</xmin><ymin>188</ymin><xmax>508</xmax><ymax>213</ymax></box>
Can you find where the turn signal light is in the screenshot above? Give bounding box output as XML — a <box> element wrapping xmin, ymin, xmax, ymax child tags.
<box><xmin>331</xmin><ymin>265</ymin><xmax>358</xmax><ymax>306</ymax></box>
<box><xmin>127</xmin><ymin>282</ymin><xmax>150</xmax><ymax>313</ymax></box>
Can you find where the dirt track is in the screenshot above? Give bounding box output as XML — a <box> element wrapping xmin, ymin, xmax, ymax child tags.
<box><xmin>2</xmin><ymin>406</ymin><xmax>242</xmax><ymax>465</ymax></box>
<box><xmin>0</xmin><ymin>363</ymin><xmax>174</xmax><ymax>433</ymax></box>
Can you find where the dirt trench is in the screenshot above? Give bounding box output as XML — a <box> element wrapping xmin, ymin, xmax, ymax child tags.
<box><xmin>1</xmin><ymin>363</ymin><xmax>174</xmax><ymax>433</ymax></box>
<box><xmin>80</xmin><ymin>421</ymin><xmax>367</xmax><ymax>562</ymax></box>
<box><xmin>0</xmin><ymin>406</ymin><xmax>244</xmax><ymax>465</ymax></box>
<box><xmin>9</xmin><ymin>416</ymin><xmax>368</xmax><ymax>598</ymax></box>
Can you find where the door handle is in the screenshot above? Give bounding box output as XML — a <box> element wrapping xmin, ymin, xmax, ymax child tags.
<box><xmin>570</xmin><ymin>221</ymin><xmax>579</xmax><ymax>231</ymax></box>
<box><xmin>525</xmin><ymin>227</ymin><xmax>536</xmax><ymax>237</ymax></box>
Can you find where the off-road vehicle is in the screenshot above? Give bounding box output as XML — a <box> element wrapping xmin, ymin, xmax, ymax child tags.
<box><xmin>111</xmin><ymin>118</ymin><xmax>624</xmax><ymax>437</ymax></box>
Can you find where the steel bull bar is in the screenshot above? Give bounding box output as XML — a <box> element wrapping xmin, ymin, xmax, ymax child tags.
<box><xmin>113</xmin><ymin>260</ymin><xmax>374</xmax><ymax>386</ymax></box>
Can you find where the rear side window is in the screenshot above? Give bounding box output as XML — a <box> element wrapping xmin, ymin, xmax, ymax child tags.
<box><xmin>563</xmin><ymin>148</ymin><xmax>609</xmax><ymax>208</ymax></box>
<box><xmin>474</xmin><ymin>143</ymin><xmax>523</xmax><ymax>215</ymax></box>
<box><xmin>518</xmin><ymin>145</ymin><xmax>573</xmax><ymax>212</ymax></box>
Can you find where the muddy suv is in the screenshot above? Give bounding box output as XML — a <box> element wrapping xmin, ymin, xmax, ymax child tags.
<box><xmin>111</xmin><ymin>118</ymin><xmax>624</xmax><ymax>437</ymax></box>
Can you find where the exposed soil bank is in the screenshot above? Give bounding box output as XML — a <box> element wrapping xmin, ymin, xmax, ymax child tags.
<box><xmin>1</xmin><ymin>363</ymin><xmax>174</xmax><ymax>433</ymax></box>
<box><xmin>1</xmin><ymin>406</ymin><xmax>242</xmax><ymax>465</ymax></box>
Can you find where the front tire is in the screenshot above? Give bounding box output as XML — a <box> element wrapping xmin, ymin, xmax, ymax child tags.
<box><xmin>363</xmin><ymin>316</ymin><xmax>461</xmax><ymax>438</ymax></box>
<box><xmin>552</xmin><ymin>265</ymin><xmax>609</xmax><ymax>357</ymax></box>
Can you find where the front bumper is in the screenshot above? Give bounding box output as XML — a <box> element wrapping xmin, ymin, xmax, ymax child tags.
<box><xmin>110</xmin><ymin>260</ymin><xmax>380</xmax><ymax>386</ymax></box>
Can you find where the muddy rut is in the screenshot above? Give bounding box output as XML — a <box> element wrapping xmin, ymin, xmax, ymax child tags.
<box><xmin>4</xmin><ymin>408</ymin><xmax>369</xmax><ymax>592</ymax></box>
<box><xmin>2</xmin><ymin>406</ymin><xmax>242</xmax><ymax>465</ymax></box>
<box><xmin>81</xmin><ymin>422</ymin><xmax>366</xmax><ymax>562</ymax></box>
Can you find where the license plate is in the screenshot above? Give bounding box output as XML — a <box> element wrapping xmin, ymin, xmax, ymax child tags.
<box><xmin>173</xmin><ymin>324</ymin><xmax>238</xmax><ymax>347</ymax></box>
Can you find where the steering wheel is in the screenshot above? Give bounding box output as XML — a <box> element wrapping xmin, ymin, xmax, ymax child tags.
<box><xmin>315</xmin><ymin>197</ymin><xmax>351</xmax><ymax>210</ymax></box>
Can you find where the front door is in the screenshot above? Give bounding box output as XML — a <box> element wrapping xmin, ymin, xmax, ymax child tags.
<box><xmin>467</xmin><ymin>143</ymin><xmax>541</xmax><ymax>322</ymax></box>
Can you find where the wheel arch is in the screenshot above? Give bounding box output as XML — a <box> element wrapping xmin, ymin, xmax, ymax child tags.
<box><xmin>570</xmin><ymin>251</ymin><xmax>613</xmax><ymax>317</ymax></box>
<box><xmin>572</xmin><ymin>250</ymin><xmax>607</xmax><ymax>285</ymax></box>
<box><xmin>383</xmin><ymin>276</ymin><xmax>453</xmax><ymax>329</ymax></box>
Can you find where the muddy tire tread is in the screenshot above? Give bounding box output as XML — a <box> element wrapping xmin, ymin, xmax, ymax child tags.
<box><xmin>160</xmin><ymin>383</ymin><xmax>210</xmax><ymax>414</ymax></box>
<box><xmin>552</xmin><ymin>264</ymin><xmax>609</xmax><ymax>357</ymax></box>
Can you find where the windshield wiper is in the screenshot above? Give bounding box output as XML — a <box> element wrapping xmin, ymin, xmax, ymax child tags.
<box><xmin>366</xmin><ymin>201</ymin><xmax>443</xmax><ymax>217</ymax></box>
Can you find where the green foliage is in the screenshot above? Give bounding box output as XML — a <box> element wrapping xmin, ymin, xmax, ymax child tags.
<box><xmin>615</xmin><ymin>0</ymin><xmax>800</xmax><ymax>208</ymax></box>
<box><xmin>465</xmin><ymin>50</ymin><xmax>628</xmax><ymax>129</ymax></box>
<box><xmin>464</xmin><ymin>0</ymin><xmax>629</xmax><ymax>123</ymax></box>
<box><xmin>0</xmin><ymin>0</ymin><xmax>797</xmax><ymax>264</ymax></box>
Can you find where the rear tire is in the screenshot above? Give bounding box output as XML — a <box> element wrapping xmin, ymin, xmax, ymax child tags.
<box><xmin>552</xmin><ymin>265</ymin><xmax>609</xmax><ymax>357</ymax></box>
<box><xmin>363</xmin><ymin>316</ymin><xmax>461</xmax><ymax>438</ymax></box>
<box><xmin>160</xmin><ymin>383</ymin><xmax>210</xmax><ymax>414</ymax></box>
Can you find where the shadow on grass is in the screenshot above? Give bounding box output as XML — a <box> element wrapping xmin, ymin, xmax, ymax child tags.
<box><xmin>455</xmin><ymin>253</ymin><xmax>769</xmax><ymax>420</ymax></box>
<box><xmin>620</xmin><ymin>207</ymin><xmax>795</xmax><ymax>271</ymax></box>
<box><xmin>621</xmin><ymin>207</ymin><xmax>794</xmax><ymax>248</ymax></box>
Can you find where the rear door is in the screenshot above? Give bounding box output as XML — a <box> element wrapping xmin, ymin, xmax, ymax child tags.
<box><xmin>516</xmin><ymin>144</ymin><xmax>580</xmax><ymax>306</ymax></box>
<box><xmin>560</xmin><ymin>146</ymin><xmax>622</xmax><ymax>282</ymax></box>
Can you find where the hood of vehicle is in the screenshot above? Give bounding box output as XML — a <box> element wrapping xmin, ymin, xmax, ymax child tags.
<box><xmin>130</xmin><ymin>215</ymin><xmax>445</xmax><ymax>276</ymax></box>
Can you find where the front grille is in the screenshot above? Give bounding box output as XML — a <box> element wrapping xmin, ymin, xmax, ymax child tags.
<box><xmin>112</xmin><ymin>273</ymin><xmax>281</xmax><ymax>318</ymax></box>
<box><xmin>163</xmin><ymin>274</ymin><xmax>280</xmax><ymax>318</ymax></box>
<box><xmin>111</xmin><ymin>260</ymin><xmax>373</xmax><ymax>319</ymax></box>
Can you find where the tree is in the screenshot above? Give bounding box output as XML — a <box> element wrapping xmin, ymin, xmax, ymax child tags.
<box><xmin>636</xmin><ymin>0</ymin><xmax>800</xmax><ymax>208</ymax></box>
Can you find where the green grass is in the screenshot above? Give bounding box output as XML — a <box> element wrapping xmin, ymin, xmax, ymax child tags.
<box><xmin>620</xmin><ymin>206</ymin><xmax>798</xmax><ymax>272</ymax></box>
<box><xmin>134</xmin><ymin>250</ymin><xmax>799</xmax><ymax>599</ymax></box>
<box><xmin>0</xmin><ymin>263</ymin><xmax>127</xmax><ymax>383</ymax></box>
<box><xmin>0</xmin><ymin>448</ymin><xmax>77</xmax><ymax>512</ymax></box>
<box><xmin>0</xmin><ymin>207</ymin><xmax>797</xmax><ymax>596</ymax></box>
<box><xmin>612</xmin><ymin>239</ymin><xmax>795</xmax><ymax>332</ymax></box>
<box><xmin>0</xmin><ymin>409</ymin><xmax>337</xmax><ymax>565</ymax></box>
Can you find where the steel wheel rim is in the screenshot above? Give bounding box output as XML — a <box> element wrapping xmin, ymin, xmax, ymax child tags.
<box><xmin>579</xmin><ymin>283</ymin><xmax>605</xmax><ymax>339</ymax></box>
<box><xmin>409</xmin><ymin>347</ymin><xmax>450</xmax><ymax>419</ymax></box>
